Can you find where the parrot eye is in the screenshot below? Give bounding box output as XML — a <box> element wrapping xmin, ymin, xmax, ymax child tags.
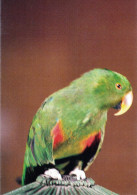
<box><xmin>116</xmin><ymin>83</ymin><xmax>122</xmax><ymax>90</ymax></box>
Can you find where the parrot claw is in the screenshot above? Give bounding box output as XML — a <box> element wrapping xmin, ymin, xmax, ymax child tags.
<box><xmin>44</xmin><ymin>168</ymin><xmax>62</xmax><ymax>180</ymax></box>
<box><xmin>69</xmin><ymin>167</ymin><xmax>86</xmax><ymax>180</ymax></box>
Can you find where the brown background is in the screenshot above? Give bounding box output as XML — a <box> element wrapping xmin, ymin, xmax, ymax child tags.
<box><xmin>1</xmin><ymin>0</ymin><xmax>137</xmax><ymax>194</ymax></box>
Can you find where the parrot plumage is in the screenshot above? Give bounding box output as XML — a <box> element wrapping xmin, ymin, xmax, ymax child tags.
<box><xmin>22</xmin><ymin>68</ymin><xmax>133</xmax><ymax>185</ymax></box>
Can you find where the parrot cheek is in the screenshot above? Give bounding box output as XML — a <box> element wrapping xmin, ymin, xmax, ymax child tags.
<box><xmin>114</xmin><ymin>91</ymin><xmax>133</xmax><ymax>116</ymax></box>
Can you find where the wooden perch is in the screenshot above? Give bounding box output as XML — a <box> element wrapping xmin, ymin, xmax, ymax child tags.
<box><xmin>4</xmin><ymin>175</ymin><xmax>119</xmax><ymax>195</ymax></box>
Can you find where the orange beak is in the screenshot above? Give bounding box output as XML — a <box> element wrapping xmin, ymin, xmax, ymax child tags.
<box><xmin>114</xmin><ymin>91</ymin><xmax>133</xmax><ymax>116</ymax></box>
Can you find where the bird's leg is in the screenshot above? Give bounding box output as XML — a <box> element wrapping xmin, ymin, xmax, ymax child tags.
<box><xmin>44</xmin><ymin>168</ymin><xmax>62</xmax><ymax>180</ymax></box>
<box><xmin>69</xmin><ymin>167</ymin><xmax>86</xmax><ymax>180</ymax></box>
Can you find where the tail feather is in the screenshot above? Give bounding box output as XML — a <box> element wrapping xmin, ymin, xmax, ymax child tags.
<box><xmin>16</xmin><ymin>176</ymin><xmax>22</xmax><ymax>185</ymax></box>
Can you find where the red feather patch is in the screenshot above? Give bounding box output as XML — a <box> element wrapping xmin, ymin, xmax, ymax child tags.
<box><xmin>51</xmin><ymin>120</ymin><xmax>64</xmax><ymax>149</ymax></box>
<box><xmin>81</xmin><ymin>131</ymin><xmax>101</xmax><ymax>152</ymax></box>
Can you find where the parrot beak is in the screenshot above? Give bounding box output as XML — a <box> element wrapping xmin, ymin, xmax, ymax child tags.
<box><xmin>114</xmin><ymin>91</ymin><xmax>133</xmax><ymax>116</ymax></box>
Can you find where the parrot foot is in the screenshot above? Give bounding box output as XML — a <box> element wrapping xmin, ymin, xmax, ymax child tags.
<box><xmin>69</xmin><ymin>167</ymin><xmax>86</xmax><ymax>180</ymax></box>
<box><xmin>44</xmin><ymin>168</ymin><xmax>62</xmax><ymax>180</ymax></box>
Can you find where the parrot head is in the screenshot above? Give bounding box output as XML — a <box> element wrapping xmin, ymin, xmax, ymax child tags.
<box><xmin>101</xmin><ymin>68</ymin><xmax>133</xmax><ymax>115</ymax></box>
<box><xmin>83</xmin><ymin>68</ymin><xmax>133</xmax><ymax>115</ymax></box>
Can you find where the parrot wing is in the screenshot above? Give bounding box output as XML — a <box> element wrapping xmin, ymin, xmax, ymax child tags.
<box><xmin>22</xmin><ymin>97</ymin><xmax>58</xmax><ymax>185</ymax></box>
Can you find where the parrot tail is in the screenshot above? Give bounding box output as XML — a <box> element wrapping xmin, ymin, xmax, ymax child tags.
<box><xmin>16</xmin><ymin>176</ymin><xmax>22</xmax><ymax>185</ymax></box>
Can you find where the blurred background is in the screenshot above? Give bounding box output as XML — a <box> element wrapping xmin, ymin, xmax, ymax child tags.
<box><xmin>1</xmin><ymin>0</ymin><xmax>137</xmax><ymax>194</ymax></box>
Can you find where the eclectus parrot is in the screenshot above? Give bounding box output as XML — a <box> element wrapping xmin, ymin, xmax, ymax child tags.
<box><xmin>22</xmin><ymin>68</ymin><xmax>133</xmax><ymax>185</ymax></box>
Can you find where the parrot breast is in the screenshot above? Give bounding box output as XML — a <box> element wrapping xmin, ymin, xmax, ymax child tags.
<box><xmin>55</xmin><ymin>130</ymin><xmax>102</xmax><ymax>174</ymax></box>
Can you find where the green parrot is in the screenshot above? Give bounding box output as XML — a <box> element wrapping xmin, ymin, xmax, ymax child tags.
<box><xmin>22</xmin><ymin>68</ymin><xmax>133</xmax><ymax>185</ymax></box>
